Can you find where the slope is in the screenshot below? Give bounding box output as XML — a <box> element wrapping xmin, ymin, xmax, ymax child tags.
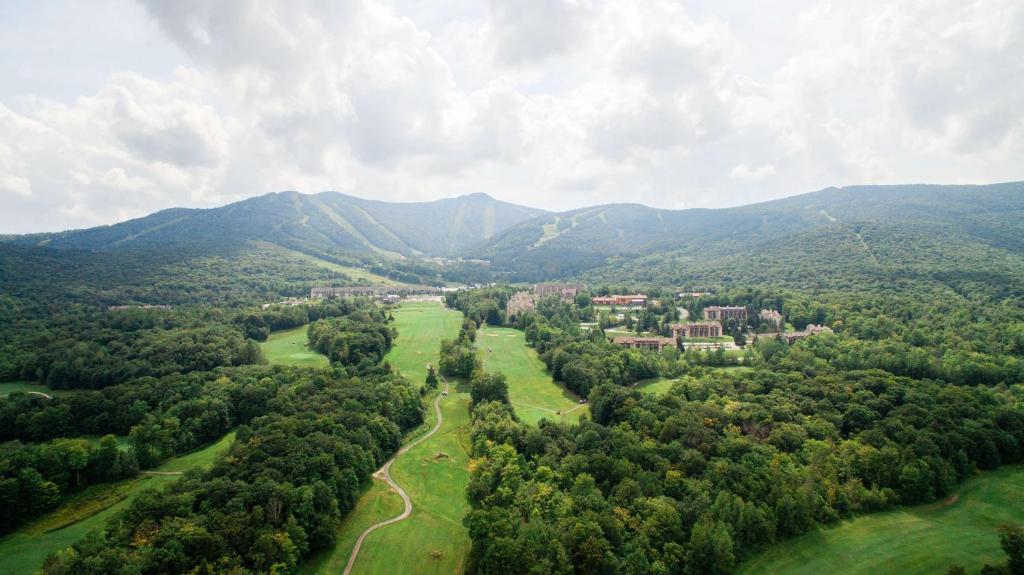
<box><xmin>466</xmin><ymin>181</ymin><xmax>1024</xmax><ymax>280</ymax></box>
<box><xmin>14</xmin><ymin>191</ymin><xmax>546</xmax><ymax>258</ymax></box>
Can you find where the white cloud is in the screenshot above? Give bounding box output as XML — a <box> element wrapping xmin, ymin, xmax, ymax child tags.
<box><xmin>0</xmin><ymin>0</ymin><xmax>1021</xmax><ymax>232</ymax></box>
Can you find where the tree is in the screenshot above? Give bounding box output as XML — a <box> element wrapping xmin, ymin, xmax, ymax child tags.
<box><xmin>470</xmin><ymin>372</ymin><xmax>510</xmax><ymax>406</ymax></box>
<box><xmin>425</xmin><ymin>365</ymin><xmax>440</xmax><ymax>390</ymax></box>
<box><xmin>686</xmin><ymin>517</ymin><xmax>735</xmax><ymax>575</ymax></box>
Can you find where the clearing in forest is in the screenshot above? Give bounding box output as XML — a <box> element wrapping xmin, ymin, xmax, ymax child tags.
<box><xmin>303</xmin><ymin>301</ymin><xmax>471</xmax><ymax>575</ymax></box>
<box><xmin>738</xmin><ymin>465</ymin><xmax>1024</xmax><ymax>575</ymax></box>
<box><xmin>0</xmin><ymin>432</ymin><xmax>235</xmax><ymax>574</ymax></box>
<box><xmin>260</xmin><ymin>325</ymin><xmax>330</xmax><ymax>368</ymax></box>
<box><xmin>476</xmin><ymin>326</ymin><xmax>587</xmax><ymax>425</ymax></box>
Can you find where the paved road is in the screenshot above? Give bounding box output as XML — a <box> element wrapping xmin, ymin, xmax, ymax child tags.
<box><xmin>343</xmin><ymin>385</ymin><xmax>447</xmax><ymax>575</ymax></box>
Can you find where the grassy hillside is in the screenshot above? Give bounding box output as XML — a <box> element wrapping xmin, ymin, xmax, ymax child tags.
<box><xmin>739</xmin><ymin>465</ymin><xmax>1024</xmax><ymax>575</ymax></box>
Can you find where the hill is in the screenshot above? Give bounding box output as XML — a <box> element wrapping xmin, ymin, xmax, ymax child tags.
<box><xmin>12</xmin><ymin>191</ymin><xmax>545</xmax><ymax>259</ymax></box>
<box><xmin>465</xmin><ymin>182</ymin><xmax>1024</xmax><ymax>281</ymax></box>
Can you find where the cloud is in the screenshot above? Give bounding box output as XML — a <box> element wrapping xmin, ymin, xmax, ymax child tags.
<box><xmin>729</xmin><ymin>164</ymin><xmax>776</xmax><ymax>182</ymax></box>
<box><xmin>0</xmin><ymin>0</ymin><xmax>1021</xmax><ymax>232</ymax></box>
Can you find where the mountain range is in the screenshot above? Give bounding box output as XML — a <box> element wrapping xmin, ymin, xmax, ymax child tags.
<box><xmin>8</xmin><ymin>182</ymin><xmax>1024</xmax><ymax>284</ymax></box>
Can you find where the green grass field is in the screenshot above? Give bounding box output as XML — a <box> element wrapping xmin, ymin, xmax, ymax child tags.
<box><xmin>477</xmin><ymin>326</ymin><xmax>587</xmax><ymax>425</ymax></box>
<box><xmin>383</xmin><ymin>301</ymin><xmax>465</xmax><ymax>385</ymax></box>
<box><xmin>739</xmin><ymin>465</ymin><xmax>1024</xmax><ymax>575</ymax></box>
<box><xmin>635</xmin><ymin>378</ymin><xmax>679</xmax><ymax>395</ymax></box>
<box><xmin>260</xmin><ymin>325</ymin><xmax>330</xmax><ymax>368</ymax></box>
<box><xmin>0</xmin><ymin>381</ymin><xmax>73</xmax><ymax>398</ymax></box>
<box><xmin>253</xmin><ymin>241</ymin><xmax>408</xmax><ymax>286</ymax></box>
<box><xmin>305</xmin><ymin>301</ymin><xmax>471</xmax><ymax>575</ymax></box>
<box><xmin>0</xmin><ymin>432</ymin><xmax>235</xmax><ymax>574</ymax></box>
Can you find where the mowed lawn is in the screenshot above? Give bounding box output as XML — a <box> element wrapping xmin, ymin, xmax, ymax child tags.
<box><xmin>384</xmin><ymin>301</ymin><xmax>465</xmax><ymax>385</ymax></box>
<box><xmin>0</xmin><ymin>433</ymin><xmax>235</xmax><ymax>574</ymax></box>
<box><xmin>0</xmin><ymin>381</ymin><xmax>74</xmax><ymax>398</ymax></box>
<box><xmin>352</xmin><ymin>393</ymin><xmax>473</xmax><ymax>575</ymax></box>
<box><xmin>635</xmin><ymin>377</ymin><xmax>679</xmax><ymax>395</ymax></box>
<box><xmin>306</xmin><ymin>301</ymin><xmax>470</xmax><ymax>575</ymax></box>
<box><xmin>260</xmin><ymin>325</ymin><xmax>330</xmax><ymax>368</ymax></box>
<box><xmin>739</xmin><ymin>465</ymin><xmax>1024</xmax><ymax>575</ymax></box>
<box><xmin>477</xmin><ymin>326</ymin><xmax>587</xmax><ymax>425</ymax></box>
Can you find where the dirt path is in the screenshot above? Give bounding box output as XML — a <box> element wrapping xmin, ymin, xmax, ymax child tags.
<box><xmin>26</xmin><ymin>391</ymin><xmax>52</xmax><ymax>399</ymax></box>
<box><xmin>140</xmin><ymin>471</ymin><xmax>183</xmax><ymax>476</ymax></box>
<box><xmin>343</xmin><ymin>386</ymin><xmax>447</xmax><ymax>575</ymax></box>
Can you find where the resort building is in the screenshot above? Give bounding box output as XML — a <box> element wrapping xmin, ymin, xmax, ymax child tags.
<box><xmin>506</xmin><ymin>291</ymin><xmax>536</xmax><ymax>320</ymax></box>
<box><xmin>534</xmin><ymin>283</ymin><xmax>583</xmax><ymax>302</ymax></box>
<box><xmin>592</xmin><ymin>294</ymin><xmax>648</xmax><ymax>307</ymax></box>
<box><xmin>670</xmin><ymin>321</ymin><xmax>723</xmax><ymax>338</ymax></box>
<box><xmin>759</xmin><ymin>309</ymin><xmax>784</xmax><ymax>330</ymax></box>
<box><xmin>784</xmin><ymin>324</ymin><xmax>833</xmax><ymax>344</ymax></box>
<box><xmin>612</xmin><ymin>336</ymin><xmax>677</xmax><ymax>351</ymax></box>
<box><xmin>705</xmin><ymin>305</ymin><xmax>748</xmax><ymax>323</ymax></box>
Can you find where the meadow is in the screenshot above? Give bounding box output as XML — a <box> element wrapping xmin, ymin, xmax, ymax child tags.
<box><xmin>0</xmin><ymin>432</ymin><xmax>235</xmax><ymax>574</ymax></box>
<box><xmin>477</xmin><ymin>326</ymin><xmax>587</xmax><ymax>425</ymax></box>
<box><xmin>304</xmin><ymin>301</ymin><xmax>471</xmax><ymax>575</ymax></box>
<box><xmin>739</xmin><ymin>465</ymin><xmax>1024</xmax><ymax>575</ymax></box>
<box><xmin>260</xmin><ymin>325</ymin><xmax>330</xmax><ymax>368</ymax></box>
<box><xmin>0</xmin><ymin>381</ymin><xmax>73</xmax><ymax>397</ymax></box>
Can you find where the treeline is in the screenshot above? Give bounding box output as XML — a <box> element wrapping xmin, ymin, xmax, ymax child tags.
<box><xmin>41</xmin><ymin>366</ymin><xmax>423</xmax><ymax>574</ymax></box>
<box><xmin>34</xmin><ymin>303</ymin><xmax>423</xmax><ymax>573</ymax></box>
<box><xmin>463</xmin><ymin>367</ymin><xmax>1024</xmax><ymax>574</ymax></box>
<box><xmin>438</xmin><ymin>318</ymin><xmax>482</xmax><ymax>379</ymax></box>
<box><xmin>307</xmin><ymin>308</ymin><xmax>395</xmax><ymax>368</ymax></box>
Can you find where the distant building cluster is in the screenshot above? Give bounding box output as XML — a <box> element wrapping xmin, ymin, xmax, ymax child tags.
<box><xmin>260</xmin><ymin>297</ymin><xmax>310</xmax><ymax>310</ymax></box>
<box><xmin>592</xmin><ymin>294</ymin><xmax>648</xmax><ymax>307</ymax></box>
<box><xmin>533</xmin><ymin>283</ymin><xmax>582</xmax><ymax>302</ymax></box>
<box><xmin>759</xmin><ymin>309</ymin><xmax>783</xmax><ymax>329</ymax></box>
<box><xmin>107</xmin><ymin>304</ymin><xmax>172</xmax><ymax>311</ymax></box>
<box><xmin>506</xmin><ymin>291</ymin><xmax>535</xmax><ymax>320</ymax></box>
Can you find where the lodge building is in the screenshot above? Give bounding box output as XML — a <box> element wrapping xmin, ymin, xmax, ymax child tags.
<box><xmin>670</xmin><ymin>321</ymin><xmax>722</xmax><ymax>338</ymax></box>
<box><xmin>612</xmin><ymin>336</ymin><xmax>677</xmax><ymax>351</ymax></box>
<box><xmin>705</xmin><ymin>305</ymin><xmax>747</xmax><ymax>323</ymax></box>
<box><xmin>592</xmin><ymin>294</ymin><xmax>648</xmax><ymax>307</ymax></box>
<box><xmin>506</xmin><ymin>291</ymin><xmax>536</xmax><ymax>320</ymax></box>
<box><xmin>534</xmin><ymin>283</ymin><xmax>583</xmax><ymax>302</ymax></box>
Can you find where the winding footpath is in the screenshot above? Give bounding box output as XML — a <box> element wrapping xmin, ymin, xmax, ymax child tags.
<box><xmin>342</xmin><ymin>384</ymin><xmax>447</xmax><ymax>575</ymax></box>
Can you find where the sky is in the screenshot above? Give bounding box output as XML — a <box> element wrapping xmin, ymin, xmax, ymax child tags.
<box><xmin>1</xmin><ymin>0</ymin><xmax>1022</xmax><ymax>233</ymax></box>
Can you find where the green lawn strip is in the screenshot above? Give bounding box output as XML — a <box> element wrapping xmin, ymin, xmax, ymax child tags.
<box><xmin>260</xmin><ymin>325</ymin><xmax>330</xmax><ymax>368</ymax></box>
<box><xmin>634</xmin><ymin>377</ymin><xmax>679</xmax><ymax>396</ymax></box>
<box><xmin>351</xmin><ymin>393</ymin><xmax>473</xmax><ymax>575</ymax></box>
<box><xmin>0</xmin><ymin>381</ymin><xmax>74</xmax><ymax>397</ymax></box>
<box><xmin>0</xmin><ymin>433</ymin><xmax>234</xmax><ymax>573</ymax></box>
<box><xmin>305</xmin><ymin>301</ymin><xmax>469</xmax><ymax>574</ymax></box>
<box><xmin>476</xmin><ymin>326</ymin><xmax>587</xmax><ymax>425</ymax></box>
<box><xmin>383</xmin><ymin>301</ymin><xmax>465</xmax><ymax>386</ymax></box>
<box><xmin>738</xmin><ymin>465</ymin><xmax>1024</xmax><ymax>575</ymax></box>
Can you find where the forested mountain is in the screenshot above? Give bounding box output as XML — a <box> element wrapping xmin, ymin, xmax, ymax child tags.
<box><xmin>466</xmin><ymin>182</ymin><xmax>1024</xmax><ymax>280</ymax></box>
<box><xmin>11</xmin><ymin>191</ymin><xmax>545</xmax><ymax>258</ymax></box>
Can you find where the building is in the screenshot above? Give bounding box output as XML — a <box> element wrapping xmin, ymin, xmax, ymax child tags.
<box><xmin>670</xmin><ymin>321</ymin><xmax>722</xmax><ymax>338</ymax></box>
<box><xmin>592</xmin><ymin>294</ymin><xmax>648</xmax><ymax>307</ymax></box>
<box><xmin>534</xmin><ymin>283</ymin><xmax>583</xmax><ymax>302</ymax></box>
<box><xmin>612</xmin><ymin>336</ymin><xmax>677</xmax><ymax>351</ymax></box>
<box><xmin>311</xmin><ymin>286</ymin><xmax>442</xmax><ymax>299</ymax></box>
<box><xmin>705</xmin><ymin>305</ymin><xmax>747</xmax><ymax>323</ymax></box>
<box><xmin>784</xmin><ymin>324</ymin><xmax>833</xmax><ymax>344</ymax></box>
<box><xmin>379</xmin><ymin>294</ymin><xmax>401</xmax><ymax>304</ymax></box>
<box><xmin>506</xmin><ymin>291</ymin><xmax>535</xmax><ymax>320</ymax></box>
<box><xmin>759</xmin><ymin>309</ymin><xmax>784</xmax><ymax>330</ymax></box>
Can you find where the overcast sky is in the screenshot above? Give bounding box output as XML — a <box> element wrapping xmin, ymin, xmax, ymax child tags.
<box><xmin>1</xmin><ymin>0</ymin><xmax>1022</xmax><ymax>233</ymax></box>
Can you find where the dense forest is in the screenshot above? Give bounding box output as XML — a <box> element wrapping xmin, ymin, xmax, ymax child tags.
<box><xmin>445</xmin><ymin>284</ymin><xmax>1024</xmax><ymax>574</ymax></box>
